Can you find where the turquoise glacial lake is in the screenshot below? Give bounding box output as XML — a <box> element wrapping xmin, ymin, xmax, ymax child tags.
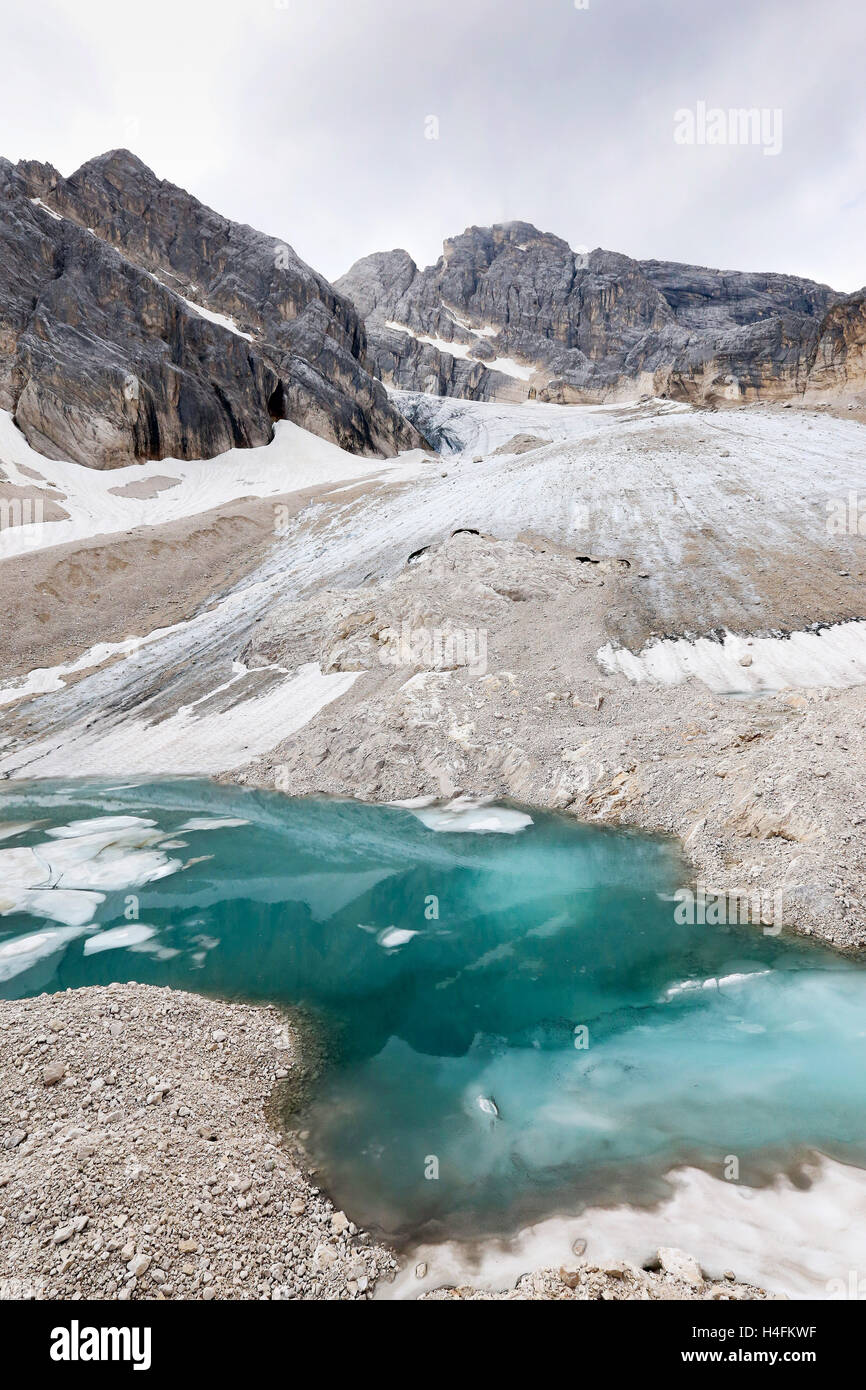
<box><xmin>1</xmin><ymin>779</ymin><xmax>864</xmax><ymax>1242</ymax></box>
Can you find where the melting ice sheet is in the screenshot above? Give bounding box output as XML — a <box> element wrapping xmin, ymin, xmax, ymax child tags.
<box><xmin>1</xmin><ymin>777</ymin><xmax>865</xmax><ymax>1281</ymax></box>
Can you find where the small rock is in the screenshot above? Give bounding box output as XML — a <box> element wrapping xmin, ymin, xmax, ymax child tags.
<box><xmin>43</xmin><ymin>1061</ymin><xmax>66</xmax><ymax>1086</ymax></box>
<box><xmin>658</xmin><ymin>1246</ymin><xmax>704</xmax><ymax>1288</ymax></box>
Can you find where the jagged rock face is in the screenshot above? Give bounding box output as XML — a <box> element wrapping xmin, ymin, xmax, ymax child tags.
<box><xmin>337</xmin><ymin>221</ymin><xmax>866</xmax><ymax>406</ymax></box>
<box><xmin>0</xmin><ymin>151</ymin><xmax>423</xmax><ymax>467</ymax></box>
<box><xmin>804</xmin><ymin>290</ymin><xmax>866</xmax><ymax>396</ymax></box>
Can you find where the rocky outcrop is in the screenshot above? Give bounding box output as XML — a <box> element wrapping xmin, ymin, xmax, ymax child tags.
<box><xmin>803</xmin><ymin>289</ymin><xmax>866</xmax><ymax>397</ymax></box>
<box><xmin>0</xmin><ymin>151</ymin><xmax>424</xmax><ymax>468</ymax></box>
<box><xmin>337</xmin><ymin>221</ymin><xmax>866</xmax><ymax>406</ymax></box>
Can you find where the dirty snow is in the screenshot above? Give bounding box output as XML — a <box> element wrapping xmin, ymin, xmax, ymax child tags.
<box><xmin>0</xmin><ymin>409</ymin><xmax>428</xmax><ymax>560</ymax></box>
<box><xmin>598</xmin><ymin>621</ymin><xmax>866</xmax><ymax>693</ymax></box>
<box><xmin>385</xmin><ymin>1155</ymin><xmax>866</xmax><ymax>1301</ymax></box>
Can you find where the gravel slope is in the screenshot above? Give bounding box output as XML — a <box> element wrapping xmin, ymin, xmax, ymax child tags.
<box><xmin>0</xmin><ymin>983</ymin><xmax>396</xmax><ymax>1301</ymax></box>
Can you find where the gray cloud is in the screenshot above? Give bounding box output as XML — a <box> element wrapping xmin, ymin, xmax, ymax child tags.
<box><xmin>2</xmin><ymin>0</ymin><xmax>864</xmax><ymax>289</ymax></box>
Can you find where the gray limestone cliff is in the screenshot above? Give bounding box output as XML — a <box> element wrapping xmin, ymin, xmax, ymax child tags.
<box><xmin>0</xmin><ymin>150</ymin><xmax>424</xmax><ymax>468</ymax></box>
<box><xmin>337</xmin><ymin>221</ymin><xmax>865</xmax><ymax>406</ymax></box>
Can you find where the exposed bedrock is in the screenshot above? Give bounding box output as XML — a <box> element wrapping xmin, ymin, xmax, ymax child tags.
<box><xmin>337</xmin><ymin>221</ymin><xmax>866</xmax><ymax>407</ymax></box>
<box><xmin>0</xmin><ymin>151</ymin><xmax>424</xmax><ymax>467</ymax></box>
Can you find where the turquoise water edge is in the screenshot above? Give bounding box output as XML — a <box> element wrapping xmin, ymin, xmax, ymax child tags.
<box><xmin>1</xmin><ymin>778</ymin><xmax>864</xmax><ymax>1243</ymax></box>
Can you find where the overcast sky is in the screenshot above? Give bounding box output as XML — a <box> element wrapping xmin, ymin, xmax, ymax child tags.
<box><xmin>2</xmin><ymin>0</ymin><xmax>864</xmax><ymax>289</ymax></box>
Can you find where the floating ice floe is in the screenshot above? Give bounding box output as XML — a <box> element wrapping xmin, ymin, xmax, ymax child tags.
<box><xmin>0</xmin><ymin>925</ymin><xmax>91</xmax><ymax>983</ymax></box>
<box><xmin>662</xmin><ymin>970</ymin><xmax>772</xmax><ymax>1000</ymax></box>
<box><xmin>1</xmin><ymin>887</ymin><xmax>105</xmax><ymax>928</ymax></box>
<box><xmin>0</xmin><ymin>817</ymin><xmax>184</xmax><ymax>925</ymax></box>
<box><xmin>177</xmin><ymin>818</ymin><xmax>250</xmax><ymax>831</ymax></box>
<box><xmin>377</xmin><ymin>927</ymin><xmax>419</xmax><ymax>950</ymax></box>
<box><xmin>395</xmin><ymin>795</ymin><xmax>533</xmax><ymax>834</ymax></box>
<box><xmin>46</xmin><ymin>815</ymin><xmax>157</xmax><ymax>838</ymax></box>
<box><xmin>83</xmin><ymin>924</ymin><xmax>156</xmax><ymax>955</ymax></box>
<box><xmin>0</xmin><ymin>821</ymin><xmax>44</xmax><ymax>841</ymax></box>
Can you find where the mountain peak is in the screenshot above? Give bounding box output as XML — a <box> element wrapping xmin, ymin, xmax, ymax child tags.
<box><xmin>338</xmin><ymin>219</ymin><xmax>858</xmax><ymax>406</ymax></box>
<box><xmin>73</xmin><ymin>148</ymin><xmax>161</xmax><ymax>186</ymax></box>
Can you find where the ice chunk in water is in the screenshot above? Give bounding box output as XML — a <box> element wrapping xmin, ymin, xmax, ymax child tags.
<box><xmin>83</xmin><ymin>924</ymin><xmax>156</xmax><ymax>955</ymax></box>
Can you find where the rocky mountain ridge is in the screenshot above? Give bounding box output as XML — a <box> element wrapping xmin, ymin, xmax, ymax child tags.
<box><xmin>337</xmin><ymin>221</ymin><xmax>866</xmax><ymax>406</ymax></box>
<box><xmin>3</xmin><ymin>157</ymin><xmax>864</xmax><ymax>471</ymax></box>
<box><xmin>0</xmin><ymin>150</ymin><xmax>424</xmax><ymax>468</ymax></box>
